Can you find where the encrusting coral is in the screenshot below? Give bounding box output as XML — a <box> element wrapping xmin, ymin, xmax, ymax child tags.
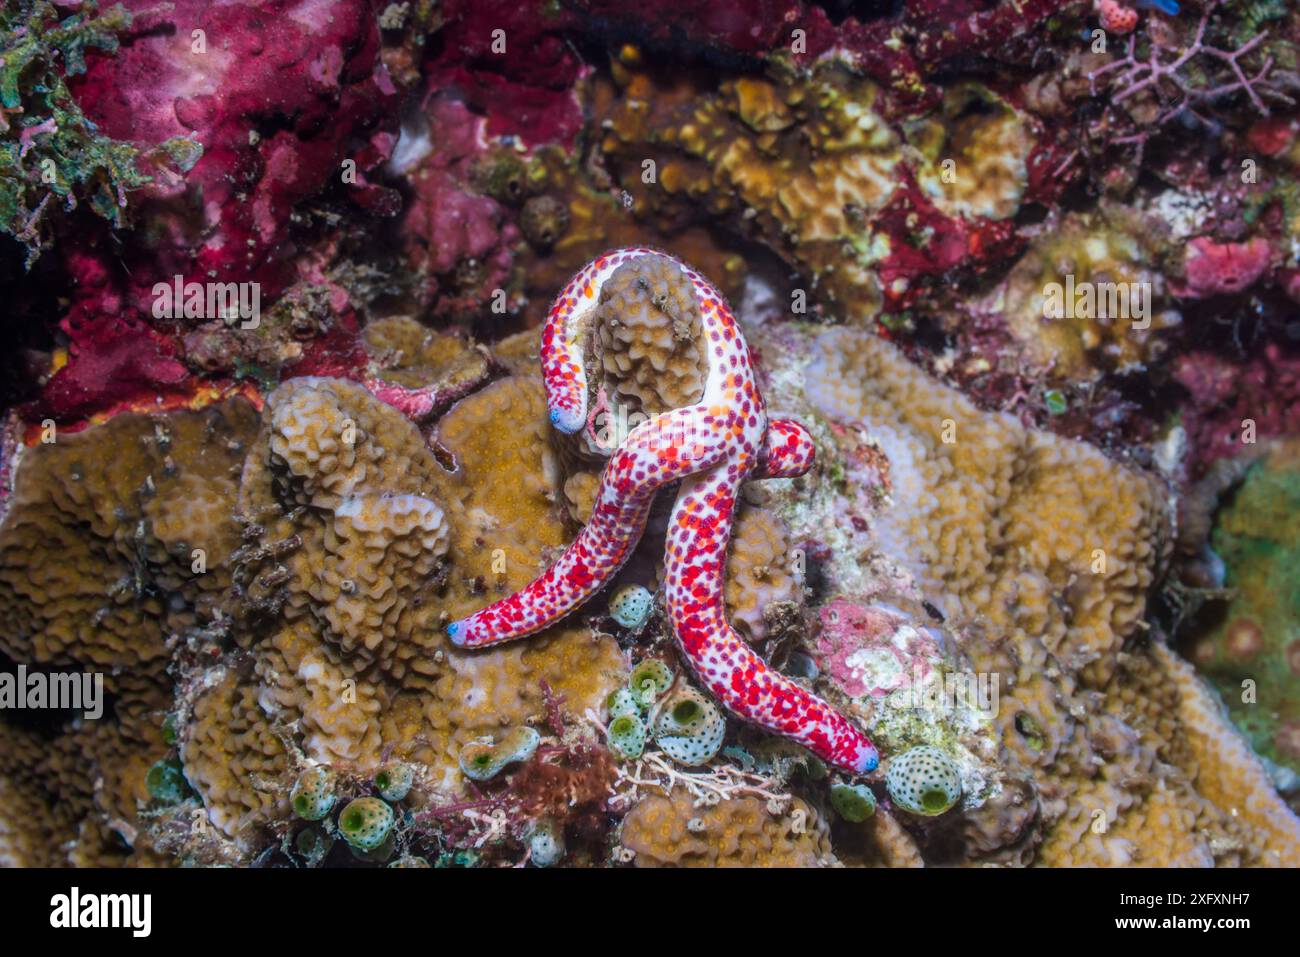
<box><xmin>0</xmin><ymin>399</ymin><xmax>256</xmax><ymax>684</ymax></box>
<box><xmin>724</xmin><ymin>505</ymin><xmax>804</xmax><ymax>648</ymax></box>
<box><xmin>997</xmin><ymin>206</ymin><xmax>1181</xmax><ymax>382</ymax></box>
<box><xmin>598</xmin><ymin>56</ymin><xmax>905</xmax><ymax>324</ymax></box>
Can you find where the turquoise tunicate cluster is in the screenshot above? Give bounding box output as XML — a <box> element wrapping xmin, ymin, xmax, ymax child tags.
<box><xmin>458</xmin><ymin>726</ymin><xmax>542</xmax><ymax>781</ymax></box>
<box><xmin>435</xmin><ymin>849</ymin><xmax>480</xmax><ymax>868</ymax></box>
<box><xmin>609</xmin><ymin>583</ymin><xmax>654</xmax><ymax>629</ymax></box>
<box><xmin>885</xmin><ymin>746</ymin><xmax>962</xmax><ymax>816</ymax></box>
<box><xmin>602</xmin><ymin>658</ymin><xmax>677</xmax><ymax>760</ymax></box>
<box><xmin>374</xmin><ymin>763</ymin><xmax>414</xmax><ymax>802</ymax></box>
<box><xmin>290</xmin><ymin>767</ymin><xmax>337</xmax><ymax>821</ymax></box>
<box><xmin>337</xmin><ymin>796</ymin><xmax>395</xmax><ymax>851</ymax></box>
<box><xmin>654</xmin><ymin>687</ymin><xmax>726</xmax><ymax>766</ymax></box>
<box><xmin>830</xmin><ymin>782</ymin><xmax>877</xmax><ymax>822</ymax></box>
<box><xmin>294</xmin><ymin>826</ymin><xmax>334</xmax><ymax>866</ymax></box>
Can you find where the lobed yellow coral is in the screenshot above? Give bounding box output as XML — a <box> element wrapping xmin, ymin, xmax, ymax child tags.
<box><xmin>999</xmin><ymin>207</ymin><xmax>1180</xmax><ymax>381</ymax></box>
<box><xmin>598</xmin><ymin>55</ymin><xmax>906</xmax><ymax>323</ymax></box>
<box><xmin>181</xmin><ymin>670</ymin><xmax>292</xmax><ymax>848</ymax></box>
<box><xmin>750</xmin><ymin>320</ymin><xmax>1299</xmax><ymax>866</ymax></box>
<box><xmin>0</xmin><ymin>400</ymin><xmax>256</xmax><ymax>684</ymax></box>
<box><xmin>908</xmin><ymin>83</ymin><xmax>1034</xmax><ymax>222</ymax></box>
<box><xmin>592</xmin><ymin>253</ymin><xmax>706</xmax><ymax>417</ymax></box>
<box><xmin>802</xmin><ymin>325</ymin><xmax>1169</xmax><ymax>688</ymax></box>
<box><xmin>225</xmin><ymin>373</ymin><xmax>625</xmax><ymax>798</ymax></box>
<box><xmin>362</xmin><ymin>315</ymin><xmax>491</xmax><ymax>395</ymax></box>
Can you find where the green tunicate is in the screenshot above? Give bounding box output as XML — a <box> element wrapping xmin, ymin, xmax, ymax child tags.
<box><xmin>654</xmin><ymin>688</ymin><xmax>726</xmax><ymax>767</ymax></box>
<box><xmin>721</xmin><ymin>745</ymin><xmax>756</xmax><ymax>771</ymax></box>
<box><xmin>606</xmin><ymin>712</ymin><xmax>647</xmax><ymax>760</ymax></box>
<box><xmin>750</xmin><ymin>739</ymin><xmax>827</xmax><ymax>783</ymax></box>
<box><xmin>290</xmin><ymin>767</ymin><xmax>336</xmax><ymax>821</ymax></box>
<box><xmin>1044</xmin><ymin>389</ymin><xmax>1068</xmax><ymax>416</ymax></box>
<box><xmin>458</xmin><ymin>726</ymin><xmax>541</xmax><ymax>781</ymax></box>
<box><xmin>480</xmin><ymin>151</ymin><xmax>529</xmax><ymax>204</ymax></box>
<box><xmin>459</xmin><ymin>742</ymin><xmax>505</xmax><ymax>780</ymax></box>
<box><xmin>496</xmin><ymin>726</ymin><xmax>541</xmax><ymax>763</ymax></box>
<box><xmin>885</xmin><ymin>746</ymin><xmax>962</xmax><ymax>817</ymax></box>
<box><xmin>830</xmin><ymin>782</ymin><xmax>878</xmax><ymax>822</ymax></box>
<box><xmin>629</xmin><ymin>658</ymin><xmax>673</xmax><ymax>706</ymax></box>
<box><xmin>374</xmin><ymin>763</ymin><xmax>414</xmax><ymax>802</ymax></box>
<box><xmin>658</xmin><ymin>695</ymin><xmax>706</xmax><ymax>737</ymax></box>
<box><xmin>435</xmin><ymin>849</ymin><xmax>479</xmax><ymax>868</ymax></box>
<box><xmin>609</xmin><ymin>584</ymin><xmax>654</xmax><ymax>629</ymax></box>
<box><xmin>161</xmin><ymin>714</ymin><xmax>177</xmax><ymax>746</ymax></box>
<box><xmin>389</xmin><ymin>855</ymin><xmax>431</xmax><ymax>868</ymax></box>
<box><xmin>606</xmin><ymin>686</ymin><xmax>641</xmax><ymax>720</ymax></box>
<box><xmin>1014</xmin><ymin>712</ymin><xmax>1047</xmax><ymax>752</ymax></box>
<box><xmin>528</xmin><ymin>820</ymin><xmax>565</xmax><ymax>867</ymax></box>
<box><xmin>294</xmin><ymin>827</ymin><xmax>334</xmax><ymax>866</ymax></box>
<box><xmin>337</xmin><ymin>797</ymin><xmax>395</xmax><ymax>851</ymax></box>
<box><xmin>145</xmin><ymin>758</ymin><xmax>189</xmax><ymax>804</ymax></box>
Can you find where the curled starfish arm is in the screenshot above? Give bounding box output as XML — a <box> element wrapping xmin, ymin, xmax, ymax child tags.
<box><xmin>755</xmin><ymin>418</ymin><xmax>816</xmax><ymax>479</ymax></box>
<box><xmin>540</xmin><ymin>249</ymin><xmax>659</xmax><ymax>433</ymax></box>
<box><xmin>447</xmin><ymin>406</ymin><xmax>727</xmax><ymax>648</ymax></box>
<box><xmin>539</xmin><ymin>296</ymin><xmax>589</xmax><ymax>434</ymax></box>
<box><xmin>667</xmin><ymin>467</ymin><xmax>879</xmax><ymax>774</ymax></box>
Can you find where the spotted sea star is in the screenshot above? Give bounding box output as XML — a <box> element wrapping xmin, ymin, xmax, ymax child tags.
<box><xmin>447</xmin><ymin>248</ymin><xmax>879</xmax><ymax>775</ymax></box>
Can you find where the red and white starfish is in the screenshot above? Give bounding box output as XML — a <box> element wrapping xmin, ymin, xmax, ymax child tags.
<box><xmin>447</xmin><ymin>248</ymin><xmax>879</xmax><ymax>775</ymax></box>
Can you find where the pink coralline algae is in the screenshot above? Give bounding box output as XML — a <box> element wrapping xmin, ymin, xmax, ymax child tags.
<box><xmin>1175</xmin><ymin>237</ymin><xmax>1273</xmax><ymax>299</ymax></box>
<box><xmin>67</xmin><ymin>0</ymin><xmax>398</xmax><ymax>309</ymax></box>
<box><xmin>813</xmin><ymin>600</ymin><xmax>945</xmax><ymax>701</ymax></box>
<box><xmin>397</xmin><ymin>95</ymin><xmax>520</xmax><ymax>318</ymax></box>
<box><xmin>873</xmin><ymin>177</ymin><xmax>1023</xmax><ymax>310</ymax></box>
<box><xmin>27</xmin><ymin>313</ymin><xmax>192</xmax><ymax>424</ymax></box>
<box><xmin>1175</xmin><ymin>343</ymin><xmax>1300</xmax><ymax>477</ymax></box>
<box><xmin>423</xmin><ymin>0</ymin><xmax>586</xmax><ymax>148</ymax></box>
<box><xmin>25</xmin><ymin>0</ymin><xmax>398</xmax><ymax>425</ymax></box>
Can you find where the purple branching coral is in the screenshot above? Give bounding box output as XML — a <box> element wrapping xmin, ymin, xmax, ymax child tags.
<box><xmin>1089</xmin><ymin>0</ymin><xmax>1299</xmax><ymax>159</ymax></box>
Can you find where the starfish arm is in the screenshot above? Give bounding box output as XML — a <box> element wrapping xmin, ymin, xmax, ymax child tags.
<box><xmin>540</xmin><ymin>247</ymin><xmax>664</xmax><ymax>434</ymax></box>
<box><xmin>666</xmin><ymin>466</ymin><xmax>879</xmax><ymax>775</ymax></box>
<box><xmin>447</xmin><ymin>406</ymin><xmax>728</xmax><ymax>649</ymax></box>
<box><xmin>754</xmin><ymin>418</ymin><xmax>816</xmax><ymax>479</ymax></box>
<box><xmin>539</xmin><ymin>278</ymin><xmax>590</xmax><ymax>434</ymax></box>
